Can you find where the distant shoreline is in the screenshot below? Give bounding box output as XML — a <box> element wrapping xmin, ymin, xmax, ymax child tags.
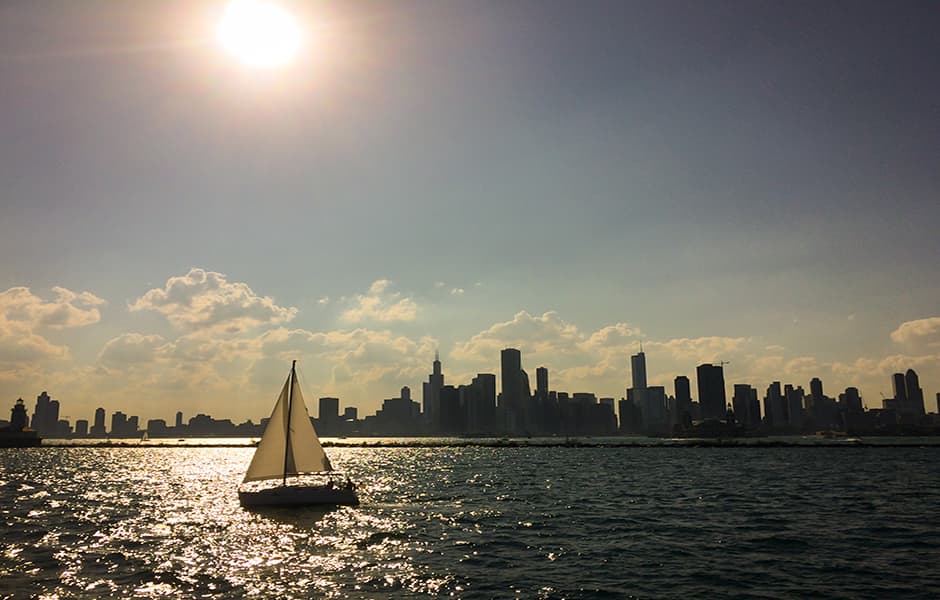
<box><xmin>15</xmin><ymin>437</ymin><xmax>940</xmax><ymax>449</ymax></box>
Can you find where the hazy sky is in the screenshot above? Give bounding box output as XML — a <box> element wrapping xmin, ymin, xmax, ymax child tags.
<box><xmin>2</xmin><ymin>0</ymin><xmax>939</xmax><ymax>422</ymax></box>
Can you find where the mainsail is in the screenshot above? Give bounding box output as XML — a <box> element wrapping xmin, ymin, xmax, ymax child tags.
<box><xmin>242</xmin><ymin>366</ymin><xmax>332</xmax><ymax>483</ymax></box>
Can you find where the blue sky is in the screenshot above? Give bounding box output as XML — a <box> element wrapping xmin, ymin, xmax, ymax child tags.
<box><xmin>1</xmin><ymin>1</ymin><xmax>938</xmax><ymax>422</ymax></box>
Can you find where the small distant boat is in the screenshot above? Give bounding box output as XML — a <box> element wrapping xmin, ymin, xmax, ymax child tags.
<box><xmin>238</xmin><ymin>361</ymin><xmax>358</xmax><ymax>508</ymax></box>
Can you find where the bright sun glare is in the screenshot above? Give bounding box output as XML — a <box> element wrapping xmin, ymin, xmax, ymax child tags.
<box><xmin>216</xmin><ymin>0</ymin><xmax>303</xmax><ymax>68</ymax></box>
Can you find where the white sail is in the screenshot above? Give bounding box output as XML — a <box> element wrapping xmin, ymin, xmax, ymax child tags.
<box><xmin>243</xmin><ymin>368</ymin><xmax>332</xmax><ymax>483</ymax></box>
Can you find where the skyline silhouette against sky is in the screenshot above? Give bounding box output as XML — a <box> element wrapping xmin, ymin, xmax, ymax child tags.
<box><xmin>1</xmin><ymin>1</ymin><xmax>939</xmax><ymax>420</ymax></box>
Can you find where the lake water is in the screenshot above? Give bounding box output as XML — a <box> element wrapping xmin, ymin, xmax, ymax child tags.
<box><xmin>1</xmin><ymin>445</ymin><xmax>939</xmax><ymax>598</ymax></box>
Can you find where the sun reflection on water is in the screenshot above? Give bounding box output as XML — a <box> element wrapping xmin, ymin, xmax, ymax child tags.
<box><xmin>3</xmin><ymin>445</ymin><xmax>939</xmax><ymax>598</ymax></box>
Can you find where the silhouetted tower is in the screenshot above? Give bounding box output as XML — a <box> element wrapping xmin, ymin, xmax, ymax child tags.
<box><xmin>319</xmin><ymin>397</ymin><xmax>339</xmax><ymax>421</ymax></box>
<box><xmin>9</xmin><ymin>399</ymin><xmax>28</xmax><ymax>432</ymax></box>
<box><xmin>175</xmin><ymin>411</ymin><xmax>183</xmax><ymax>428</ymax></box>
<box><xmin>892</xmin><ymin>373</ymin><xmax>908</xmax><ymax>405</ymax></box>
<box><xmin>674</xmin><ymin>376</ymin><xmax>692</xmax><ymax>426</ymax></box>
<box><xmin>500</xmin><ymin>348</ymin><xmax>529</xmax><ymax>433</ymax></box>
<box><xmin>631</xmin><ymin>350</ymin><xmax>648</xmax><ymax>390</ymax></box>
<box><xmin>842</xmin><ymin>387</ymin><xmax>863</xmax><ymax>413</ymax></box>
<box><xmin>904</xmin><ymin>369</ymin><xmax>925</xmax><ymax>416</ymax></box>
<box><xmin>422</xmin><ymin>351</ymin><xmax>445</xmax><ymax>430</ymax></box>
<box><xmin>810</xmin><ymin>377</ymin><xmax>824</xmax><ymax>400</ymax></box>
<box><xmin>31</xmin><ymin>391</ymin><xmax>58</xmax><ymax>435</ymax></box>
<box><xmin>765</xmin><ymin>382</ymin><xmax>785</xmax><ymax>426</ymax></box>
<box><xmin>696</xmin><ymin>364</ymin><xmax>727</xmax><ymax>420</ymax></box>
<box><xmin>536</xmin><ymin>367</ymin><xmax>549</xmax><ymax>399</ymax></box>
<box><xmin>732</xmin><ymin>384</ymin><xmax>757</xmax><ymax>428</ymax></box>
<box><xmin>90</xmin><ymin>407</ymin><xmax>106</xmax><ymax>436</ymax></box>
<box><xmin>784</xmin><ymin>384</ymin><xmax>804</xmax><ymax>426</ymax></box>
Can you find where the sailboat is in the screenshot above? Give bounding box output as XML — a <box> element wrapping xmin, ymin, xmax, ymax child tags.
<box><xmin>238</xmin><ymin>361</ymin><xmax>359</xmax><ymax>507</ymax></box>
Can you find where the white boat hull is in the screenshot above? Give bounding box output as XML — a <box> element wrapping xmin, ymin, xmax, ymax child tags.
<box><xmin>239</xmin><ymin>484</ymin><xmax>359</xmax><ymax>507</ymax></box>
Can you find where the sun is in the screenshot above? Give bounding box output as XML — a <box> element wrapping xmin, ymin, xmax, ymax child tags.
<box><xmin>216</xmin><ymin>0</ymin><xmax>303</xmax><ymax>68</ymax></box>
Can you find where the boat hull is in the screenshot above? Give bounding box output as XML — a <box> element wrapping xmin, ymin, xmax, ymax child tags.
<box><xmin>239</xmin><ymin>484</ymin><xmax>359</xmax><ymax>507</ymax></box>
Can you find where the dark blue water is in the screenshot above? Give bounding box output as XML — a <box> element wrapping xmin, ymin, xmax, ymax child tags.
<box><xmin>1</xmin><ymin>446</ymin><xmax>939</xmax><ymax>598</ymax></box>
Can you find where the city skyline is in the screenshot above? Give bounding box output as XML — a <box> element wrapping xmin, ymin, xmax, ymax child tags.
<box><xmin>8</xmin><ymin>345</ymin><xmax>938</xmax><ymax>438</ymax></box>
<box><xmin>2</xmin><ymin>1</ymin><xmax>939</xmax><ymax>421</ymax></box>
<box><xmin>1</xmin><ymin>270</ymin><xmax>938</xmax><ymax>422</ymax></box>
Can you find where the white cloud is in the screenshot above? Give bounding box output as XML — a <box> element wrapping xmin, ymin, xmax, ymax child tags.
<box><xmin>450</xmin><ymin>288</ymin><xmax>465</xmax><ymax>296</ymax></box>
<box><xmin>890</xmin><ymin>317</ymin><xmax>940</xmax><ymax>345</ymax></box>
<box><xmin>129</xmin><ymin>268</ymin><xmax>297</xmax><ymax>334</ymax></box>
<box><xmin>317</xmin><ymin>296</ymin><xmax>330</xmax><ymax>305</ymax></box>
<box><xmin>340</xmin><ymin>279</ymin><xmax>417</xmax><ymax>323</ymax></box>
<box><xmin>98</xmin><ymin>333</ymin><xmax>167</xmax><ymax>366</ymax></box>
<box><xmin>451</xmin><ymin>311</ymin><xmax>585</xmax><ymax>364</ymax></box>
<box><xmin>645</xmin><ymin>336</ymin><xmax>749</xmax><ymax>363</ymax></box>
<box><xmin>0</xmin><ymin>285</ymin><xmax>105</xmax><ymax>366</ymax></box>
<box><xmin>1</xmin><ymin>286</ymin><xmax>104</xmax><ymax>331</ymax></box>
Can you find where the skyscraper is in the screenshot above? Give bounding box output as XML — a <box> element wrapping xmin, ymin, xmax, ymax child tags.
<box><xmin>732</xmin><ymin>384</ymin><xmax>757</xmax><ymax>427</ymax></box>
<box><xmin>764</xmin><ymin>382</ymin><xmax>785</xmax><ymax>426</ymax></box>
<box><xmin>536</xmin><ymin>367</ymin><xmax>549</xmax><ymax>400</ymax></box>
<box><xmin>904</xmin><ymin>369</ymin><xmax>925</xmax><ymax>416</ymax></box>
<box><xmin>696</xmin><ymin>364</ymin><xmax>727</xmax><ymax>421</ymax></box>
<box><xmin>319</xmin><ymin>397</ymin><xmax>339</xmax><ymax>422</ymax></box>
<box><xmin>499</xmin><ymin>348</ymin><xmax>532</xmax><ymax>433</ymax></box>
<box><xmin>892</xmin><ymin>373</ymin><xmax>908</xmax><ymax>405</ymax></box>
<box><xmin>631</xmin><ymin>350</ymin><xmax>648</xmax><ymax>390</ymax></box>
<box><xmin>422</xmin><ymin>351</ymin><xmax>445</xmax><ymax>430</ymax></box>
<box><xmin>90</xmin><ymin>407</ymin><xmax>106</xmax><ymax>437</ymax></box>
<box><xmin>674</xmin><ymin>375</ymin><xmax>692</xmax><ymax>426</ymax></box>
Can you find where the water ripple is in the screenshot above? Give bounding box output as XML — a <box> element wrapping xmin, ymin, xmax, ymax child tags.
<box><xmin>0</xmin><ymin>446</ymin><xmax>939</xmax><ymax>598</ymax></box>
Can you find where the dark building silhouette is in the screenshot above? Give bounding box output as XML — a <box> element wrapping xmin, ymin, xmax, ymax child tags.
<box><xmin>764</xmin><ymin>382</ymin><xmax>785</xmax><ymax>427</ymax></box>
<box><xmin>696</xmin><ymin>364</ymin><xmax>727</xmax><ymax>421</ymax></box>
<box><xmin>467</xmin><ymin>373</ymin><xmax>497</xmax><ymax>434</ymax></box>
<box><xmin>884</xmin><ymin>369</ymin><xmax>926</xmax><ymax>421</ymax></box>
<box><xmin>500</xmin><ymin>348</ymin><xmax>530</xmax><ymax>433</ymax></box>
<box><xmin>74</xmin><ymin>419</ymin><xmax>88</xmax><ymax>437</ymax></box>
<box><xmin>784</xmin><ymin>384</ymin><xmax>804</xmax><ymax>427</ymax></box>
<box><xmin>732</xmin><ymin>384</ymin><xmax>760</xmax><ymax>427</ymax></box>
<box><xmin>175</xmin><ymin>411</ymin><xmax>183</xmax><ymax>428</ymax></box>
<box><xmin>841</xmin><ymin>387</ymin><xmax>863</xmax><ymax>413</ymax></box>
<box><xmin>627</xmin><ymin>350</ymin><xmax>666</xmax><ymax>431</ymax></box>
<box><xmin>438</xmin><ymin>385</ymin><xmax>462</xmax><ymax>433</ymax></box>
<box><xmin>111</xmin><ymin>411</ymin><xmax>127</xmax><ymax>437</ymax></box>
<box><xmin>31</xmin><ymin>391</ymin><xmax>60</xmax><ymax>436</ymax></box>
<box><xmin>674</xmin><ymin>375</ymin><xmax>692</xmax><ymax>427</ymax></box>
<box><xmin>90</xmin><ymin>407</ymin><xmax>106</xmax><ymax>437</ymax></box>
<box><xmin>631</xmin><ymin>350</ymin><xmax>647</xmax><ymax>389</ymax></box>
<box><xmin>9</xmin><ymin>399</ymin><xmax>28</xmax><ymax>431</ymax></box>
<box><xmin>318</xmin><ymin>397</ymin><xmax>340</xmax><ymax>434</ymax></box>
<box><xmin>904</xmin><ymin>369</ymin><xmax>925</xmax><ymax>416</ymax></box>
<box><xmin>422</xmin><ymin>351</ymin><xmax>444</xmax><ymax>429</ymax></box>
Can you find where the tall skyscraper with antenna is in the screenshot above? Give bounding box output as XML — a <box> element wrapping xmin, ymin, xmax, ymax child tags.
<box><xmin>422</xmin><ymin>351</ymin><xmax>445</xmax><ymax>431</ymax></box>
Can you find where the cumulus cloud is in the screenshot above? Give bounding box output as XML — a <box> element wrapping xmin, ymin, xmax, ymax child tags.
<box><xmin>340</xmin><ymin>279</ymin><xmax>417</xmax><ymax>323</ymax></box>
<box><xmin>129</xmin><ymin>268</ymin><xmax>297</xmax><ymax>334</ymax></box>
<box><xmin>451</xmin><ymin>311</ymin><xmax>585</xmax><ymax>363</ymax></box>
<box><xmin>451</xmin><ymin>288</ymin><xmax>465</xmax><ymax>296</ymax></box>
<box><xmin>1</xmin><ymin>286</ymin><xmax>104</xmax><ymax>331</ymax></box>
<box><xmin>580</xmin><ymin>323</ymin><xmax>644</xmax><ymax>351</ymax></box>
<box><xmin>0</xmin><ymin>285</ymin><xmax>105</xmax><ymax>365</ymax></box>
<box><xmin>645</xmin><ymin>336</ymin><xmax>749</xmax><ymax>363</ymax></box>
<box><xmin>97</xmin><ymin>333</ymin><xmax>167</xmax><ymax>367</ymax></box>
<box><xmin>890</xmin><ymin>317</ymin><xmax>940</xmax><ymax>345</ymax></box>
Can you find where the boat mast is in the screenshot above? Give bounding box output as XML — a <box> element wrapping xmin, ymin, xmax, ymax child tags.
<box><xmin>283</xmin><ymin>360</ymin><xmax>295</xmax><ymax>487</ymax></box>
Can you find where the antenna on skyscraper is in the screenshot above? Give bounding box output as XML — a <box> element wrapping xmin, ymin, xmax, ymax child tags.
<box><xmin>435</xmin><ymin>349</ymin><xmax>440</xmax><ymax>362</ymax></box>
